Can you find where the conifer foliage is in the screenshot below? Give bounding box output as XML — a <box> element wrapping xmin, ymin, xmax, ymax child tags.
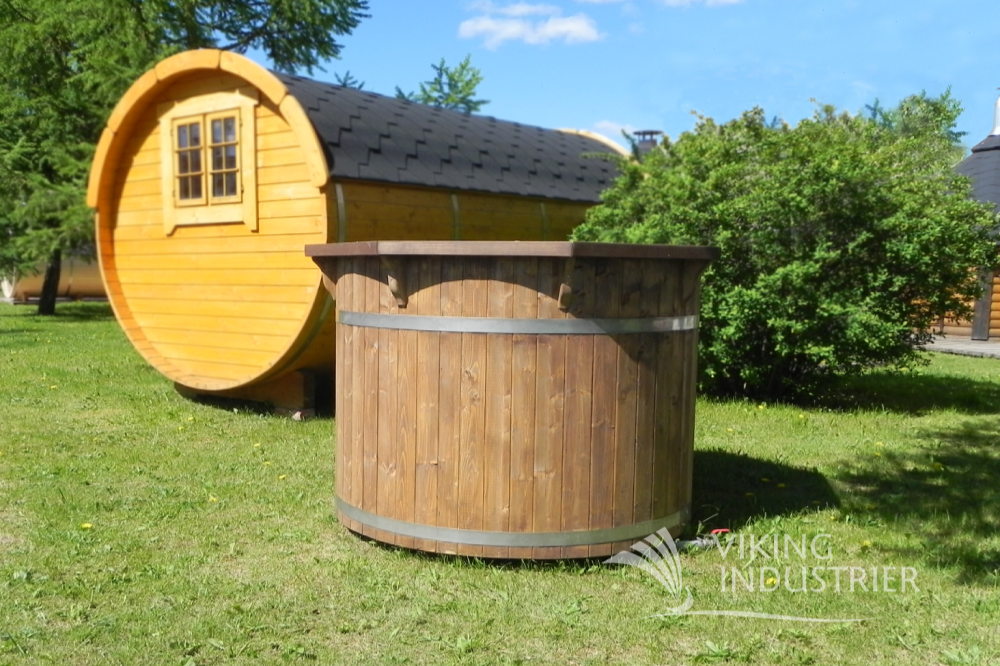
<box><xmin>0</xmin><ymin>0</ymin><xmax>368</xmax><ymax>314</ymax></box>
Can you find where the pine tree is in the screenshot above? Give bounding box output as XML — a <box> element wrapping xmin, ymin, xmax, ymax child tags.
<box><xmin>395</xmin><ymin>55</ymin><xmax>489</xmax><ymax>115</ymax></box>
<box><xmin>0</xmin><ymin>0</ymin><xmax>368</xmax><ymax>314</ymax></box>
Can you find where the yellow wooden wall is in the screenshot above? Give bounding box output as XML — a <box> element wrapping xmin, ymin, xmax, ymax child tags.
<box><xmin>937</xmin><ymin>270</ymin><xmax>1000</xmax><ymax>338</ymax></box>
<box><xmin>3</xmin><ymin>257</ymin><xmax>104</xmax><ymax>302</ymax></box>
<box><xmin>105</xmin><ymin>71</ymin><xmax>328</xmax><ymax>392</ymax></box>
<box><xmin>993</xmin><ymin>270</ymin><xmax>1000</xmax><ymax>338</ymax></box>
<box><xmin>103</xmin><ymin>67</ymin><xmax>598</xmax><ymax>398</ymax></box>
<box><xmin>332</xmin><ymin>181</ymin><xmax>592</xmax><ymax>243</ymax></box>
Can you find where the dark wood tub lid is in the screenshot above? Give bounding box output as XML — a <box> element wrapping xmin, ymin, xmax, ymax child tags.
<box><xmin>306</xmin><ymin>241</ymin><xmax>719</xmax><ymax>261</ymax></box>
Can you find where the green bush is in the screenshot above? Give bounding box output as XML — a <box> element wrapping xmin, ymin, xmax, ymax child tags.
<box><xmin>573</xmin><ymin>106</ymin><xmax>997</xmax><ymax>399</ymax></box>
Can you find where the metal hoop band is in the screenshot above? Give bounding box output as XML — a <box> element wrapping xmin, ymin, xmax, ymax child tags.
<box><xmin>336</xmin><ymin>497</ymin><xmax>689</xmax><ymax>548</ymax></box>
<box><xmin>337</xmin><ymin>311</ymin><xmax>698</xmax><ymax>335</ymax></box>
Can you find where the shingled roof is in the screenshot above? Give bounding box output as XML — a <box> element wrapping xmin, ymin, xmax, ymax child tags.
<box><xmin>956</xmin><ymin>134</ymin><xmax>1000</xmax><ymax>214</ymax></box>
<box><xmin>275</xmin><ymin>73</ymin><xmax>620</xmax><ymax>203</ymax></box>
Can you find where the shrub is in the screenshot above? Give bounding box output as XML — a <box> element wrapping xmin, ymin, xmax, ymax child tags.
<box><xmin>573</xmin><ymin>106</ymin><xmax>997</xmax><ymax>399</ymax></box>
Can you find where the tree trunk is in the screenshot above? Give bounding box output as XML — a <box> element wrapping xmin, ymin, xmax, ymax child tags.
<box><xmin>36</xmin><ymin>248</ymin><xmax>62</xmax><ymax>316</ymax></box>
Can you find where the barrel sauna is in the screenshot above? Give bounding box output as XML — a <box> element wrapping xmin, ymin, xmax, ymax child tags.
<box><xmin>1</xmin><ymin>255</ymin><xmax>104</xmax><ymax>304</ymax></box>
<box><xmin>309</xmin><ymin>241</ymin><xmax>718</xmax><ymax>559</ymax></box>
<box><xmin>86</xmin><ymin>50</ymin><xmax>623</xmax><ymax>410</ymax></box>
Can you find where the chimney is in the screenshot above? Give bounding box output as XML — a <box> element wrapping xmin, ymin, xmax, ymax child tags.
<box><xmin>633</xmin><ymin>130</ymin><xmax>664</xmax><ymax>155</ymax></box>
<box><xmin>991</xmin><ymin>93</ymin><xmax>1000</xmax><ymax>136</ymax></box>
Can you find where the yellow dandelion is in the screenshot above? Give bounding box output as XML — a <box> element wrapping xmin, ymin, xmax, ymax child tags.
<box><xmin>727</xmin><ymin>428</ymin><xmax>734</xmax><ymax>433</ymax></box>
<box><xmin>798</xmin><ymin>414</ymin><xmax>806</xmax><ymax>419</ymax></box>
<box><xmin>278</xmin><ymin>474</ymin><xmax>287</xmax><ymax>480</ymax></box>
<box><xmin>49</xmin><ymin>385</ymin><xmax>58</xmax><ymax>390</ymax></box>
<box><xmin>861</xmin><ymin>540</ymin><xmax>872</xmax><ymax>549</ymax></box>
<box><xmin>830</xmin><ymin>515</ymin><xmax>839</xmax><ymax>521</ymax></box>
<box><xmin>80</xmin><ymin>523</ymin><xmax>93</xmax><ymax>530</ymax></box>
<box><xmin>253</xmin><ymin>443</ymin><xmax>262</xmax><ymax>448</ymax></box>
<box><xmin>761</xmin><ymin>477</ymin><xmax>770</xmax><ymax>483</ymax></box>
<box><xmin>758</xmin><ymin>404</ymin><xmax>766</xmax><ymax>410</ymax></box>
<box><xmin>208</xmin><ymin>496</ymin><xmax>218</xmax><ymax>503</ymax></box>
<box><xmin>765</xmin><ymin>577</ymin><xmax>777</xmax><ymax>586</ymax></box>
<box><xmin>875</xmin><ymin>441</ymin><xmax>885</xmax><ymax>447</ymax></box>
<box><xmin>777</xmin><ymin>483</ymin><xmax>786</xmax><ymax>489</ymax></box>
<box><xmin>187</xmin><ymin>416</ymin><xmax>194</xmax><ymax>422</ymax></box>
<box><xmin>874</xmin><ymin>452</ymin><xmax>882</xmax><ymax>457</ymax></box>
<box><xmin>263</xmin><ymin>461</ymin><xmax>272</xmax><ymax>466</ymax></box>
<box><xmin>178</xmin><ymin>426</ymin><xmax>185</xmax><ymax>431</ymax></box>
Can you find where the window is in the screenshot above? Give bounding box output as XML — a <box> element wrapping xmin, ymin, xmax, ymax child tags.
<box><xmin>208</xmin><ymin>115</ymin><xmax>240</xmax><ymax>200</ymax></box>
<box><xmin>171</xmin><ymin>112</ymin><xmax>242</xmax><ymax>207</ymax></box>
<box><xmin>159</xmin><ymin>89</ymin><xmax>259</xmax><ymax>234</ymax></box>
<box><xmin>174</xmin><ymin>118</ymin><xmax>205</xmax><ymax>204</ymax></box>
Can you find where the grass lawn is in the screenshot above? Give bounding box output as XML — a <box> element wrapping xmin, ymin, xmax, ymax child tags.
<box><xmin>2</xmin><ymin>302</ymin><xmax>999</xmax><ymax>665</ymax></box>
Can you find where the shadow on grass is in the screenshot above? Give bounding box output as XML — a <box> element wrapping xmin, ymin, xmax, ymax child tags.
<box><xmin>691</xmin><ymin>449</ymin><xmax>840</xmax><ymax>533</ymax></box>
<box><xmin>836</xmin><ymin>418</ymin><xmax>1000</xmax><ymax>585</ymax></box>
<box><xmin>816</xmin><ymin>370</ymin><xmax>1000</xmax><ymax>415</ymax></box>
<box><xmin>183</xmin><ymin>392</ymin><xmax>291</xmax><ymax>418</ymax></box>
<box><xmin>340</xmin><ymin>449</ymin><xmax>841</xmax><ymax>568</ymax></box>
<box><xmin>176</xmin><ymin>372</ymin><xmax>335</xmax><ymax>419</ymax></box>
<box><xmin>50</xmin><ymin>301</ymin><xmax>114</xmax><ymax>321</ymax></box>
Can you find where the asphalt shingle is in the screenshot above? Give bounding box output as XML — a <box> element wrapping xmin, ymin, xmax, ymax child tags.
<box><xmin>957</xmin><ymin>134</ymin><xmax>1000</xmax><ymax>214</ymax></box>
<box><xmin>275</xmin><ymin>73</ymin><xmax>618</xmax><ymax>202</ymax></box>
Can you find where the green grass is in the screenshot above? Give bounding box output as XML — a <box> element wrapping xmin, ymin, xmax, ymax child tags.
<box><xmin>2</xmin><ymin>302</ymin><xmax>999</xmax><ymax>665</ymax></box>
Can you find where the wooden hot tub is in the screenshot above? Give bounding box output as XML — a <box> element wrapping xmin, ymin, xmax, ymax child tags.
<box><xmin>308</xmin><ymin>241</ymin><xmax>717</xmax><ymax>559</ymax></box>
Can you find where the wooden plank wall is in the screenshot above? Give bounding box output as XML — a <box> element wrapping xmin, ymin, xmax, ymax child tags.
<box><xmin>937</xmin><ymin>270</ymin><xmax>1000</xmax><ymax>338</ymax></box>
<box><xmin>993</xmin><ymin>271</ymin><xmax>1000</xmax><ymax>337</ymax></box>
<box><xmin>332</xmin><ymin>255</ymin><xmax>701</xmax><ymax>559</ymax></box>
<box><xmin>5</xmin><ymin>257</ymin><xmax>105</xmax><ymax>301</ymax></box>
<box><xmin>107</xmin><ymin>71</ymin><xmax>327</xmax><ymax>390</ymax></box>
<box><xmin>331</xmin><ymin>182</ymin><xmax>593</xmax><ymax>244</ymax></box>
<box><xmin>108</xmin><ymin>67</ymin><xmax>594</xmax><ymax>396</ymax></box>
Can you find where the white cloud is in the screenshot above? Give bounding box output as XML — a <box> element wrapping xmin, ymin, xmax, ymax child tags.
<box><xmin>660</xmin><ymin>0</ymin><xmax>744</xmax><ymax>6</ymax></box>
<box><xmin>469</xmin><ymin>1</ymin><xmax>562</xmax><ymax>16</ymax></box>
<box><xmin>576</xmin><ymin>0</ymin><xmax>742</xmax><ymax>4</ymax></box>
<box><xmin>459</xmin><ymin>5</ymin><xmax>602</xmax><ymax>49</ymax></box>
<box><xmin>532</xmin><ymin>15</ymin><xmax>602</xmax><ymax>42</ymax></box>
<box><xmin>593</xmin><ymin>120</ymin><xmax>638</xmax><ymax>144</ymax></box>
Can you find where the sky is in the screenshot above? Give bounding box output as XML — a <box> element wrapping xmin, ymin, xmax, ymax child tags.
<box><xmin>248</xmin><ymin>0</ymin><xmax>1000</xmax><ymax>151</ymax></box>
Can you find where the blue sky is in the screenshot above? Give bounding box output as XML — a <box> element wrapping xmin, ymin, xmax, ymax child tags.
<box><xmin>250</xmin><ymin>0</ymin><xmax>1000</xmax><ymax>150</ymax></box>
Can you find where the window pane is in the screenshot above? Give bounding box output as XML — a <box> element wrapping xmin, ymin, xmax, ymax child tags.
<box><xmin>225</xmin><ymin>172</ymin><xmax>237</xmax><ymax>196</ymax></box>
<box><xmin>225</xmin><ymin>144</ymin><xmax>237</xmax><ymax>170</ymax></box>
<box><xmin>224</xmin><ymin>117</ymin><xmax>236</xmax><ymax>142</ymax></box>
<box><xmin>178</xmin><ymin>125</ymin><xmax>188</xmax><ymax>149</ymax></box>
<box><xmin>190</xmin><ymin>123</ymin><xmax>201</xmax><ymax>147</ymax></box>
<box><xmin>213</xmin><ymin>173</ymin><xmax>224</xmax><ymax>198</ymax></box>
<box><xmin>190</xmin><ymin>150</ymin><xmax>201</xmax><ymax>173</ymax></box>
<box><xmin>211</xmin><ymin>119</ymin><xmax>222</xmax><ymax>145</ymax></box>
<box><xmin>191</xmin><ymin>176</ymin><xmax>202</xmax><ymax>199</ymax></box>
<box><xmin>212</xmin><ymin>146</ymin><xmax>223</xmax><ymax>171</ymax></box>
<box><xmin>178</xmin><ymin>151</ymin><xmax>190</xmax><ymax>175</ymax></box>
<box><xmin>179</xmin><ymin>177</ymin><xmax>190</xmax><ymax>200</ymax></box>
